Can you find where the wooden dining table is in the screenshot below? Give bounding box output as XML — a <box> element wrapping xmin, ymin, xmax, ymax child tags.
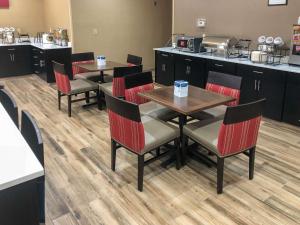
<box><xmin>139</xmin><ymin>85</ymin><xmax>234</xmax><ymax>167</ymax></box>
<box><xmin>75</xmin><ymin>61</ymin><xmax>126</xmax><ymax>82</ymax></box>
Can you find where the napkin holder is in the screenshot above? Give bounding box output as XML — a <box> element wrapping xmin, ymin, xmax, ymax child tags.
<box><xmin>174</xmin><ymin>80</ymin><xmax>189</xmax><ymax>97</ymax></box>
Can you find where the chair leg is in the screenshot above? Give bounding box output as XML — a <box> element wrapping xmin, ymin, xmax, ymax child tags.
<box><xmin>249</xmin><ymin>147</ymin><xmax>256</xmax><ymax>180</ymax></box>
<box><xmin>156</xmin><ymin>148</ymin><xmax>160</xmax><ymax>157</ymax></box>
<box><xmin>138</xmin><ymin>155</ymin><xmax>144</xmax><ymax>192</ymax></box>
<box><xmin>68</xmin><ymin>95</ymin><xmax>72</xmax><ymax>117</ymax></box>
<box><xmin>175</xmin><ymin>138</ymin><xmax>181</xmax><ymax>170</ymax></box>
<box><xmin>85</xmin><ymin>91</ymin><xmax>90</xmax><ymax>104</ymax></box>
<box><xmin>111</xmin><ymin>139</ymin><xmax>117</xmax><ymax>171</ymax></box>
<box><xmin>96</xmin><ymin>89</ymin><xmax>102</xmax><ymax>110</ymax></box>
<box><xmin>58</xmin><ymin>91</ymin><xmax>61</xmax><ymax>110</ymax></box>
<box><xmin>217</xmin><ymin>157</ymin><xmax>225</xmax><ymax>194</ymax></box>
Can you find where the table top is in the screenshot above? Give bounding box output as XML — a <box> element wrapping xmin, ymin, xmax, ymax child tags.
<box><xmin>0</xmin><ymin>104</ymin><xmax>44</xmax><ymax>191</ymax></box>
<box><xmin>139</xmin><ymin>85</ymin><xmax>234</xmax><ymax>115</ymax></box>
<box><xmin>76</xmin><ymin>61</ymin><xmax>125</xmax><ymax>72</ymax></box>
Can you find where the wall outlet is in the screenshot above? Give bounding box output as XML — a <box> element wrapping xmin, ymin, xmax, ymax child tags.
<box><xmin>197</xmin><ymin>18</ymin><xmax>206</xmax><ymax>28</ymax></box>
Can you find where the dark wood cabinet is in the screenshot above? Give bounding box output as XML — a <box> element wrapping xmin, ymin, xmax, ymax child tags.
<box><xmin>155</xmin><ymin>51</ymin><xmax>175</xmax><ymax>86</ymax></box>
<box><xmin>174</xmin><ymin>54</ymin><xmax>206</xmax><ymax>88</ymax></box>
<box><xmin>207</xmin><ymin>59</ymin><xmax>236</xmax><ymax>75</ymax></box>
<box><xmin>0</xmin><ymin>46</ymin><xmax>32</xmax><ymax>77</ymax></box>
<box><xmin>283</xmin><ymin>73</ymin><xmax>300</xmax><ymax>126</ymax></box>
<box><xmin>237</xmin><ymin>65</ymin><xmax>286</xmax><ymax>121</ymax></box>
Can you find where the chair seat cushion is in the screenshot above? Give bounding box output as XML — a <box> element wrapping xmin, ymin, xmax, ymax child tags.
<box><xmin>183</xmin><ymin>118</ymin><xmax>223</xmax><ymax>157</ymax></box>
<box><xmin>70</xmin><ymin>79</ymin><xmax>99</xmax><ymax>94</ymax></box>
<box><xmin>139</xmin><ymin>101</ymin><xmax>179</xmax><ymax>121</ymax></box>
<box><xmin>191</xmin><ymin>105</ymin><xmax>227</xmax><ymax>120</ymax></box>
<box><xmin>74</xmin><ymin>71</ymin><xmax>100</xmax><ymax>81</ymax></box>
<box><xmin>99</xmin><ymin>82</ymin><xmax>113</xmax><ymax>95</ymax></box>
<box><xmin>141</xmin><ymin>116</ymin><xmax>180</xmax><ymax>154</ymax></box>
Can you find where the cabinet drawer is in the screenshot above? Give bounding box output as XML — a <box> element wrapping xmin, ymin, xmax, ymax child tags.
<box><xmin>208</xmin><ymin>59</ymin><xmax>236</xmax><ymax>75</ymax></box>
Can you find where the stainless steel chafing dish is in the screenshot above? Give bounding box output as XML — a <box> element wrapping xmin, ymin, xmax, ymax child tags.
<box><xmin>202</xmin><ymin>36</ymin><xmax>238</xmax><ymax>57</ymax></box>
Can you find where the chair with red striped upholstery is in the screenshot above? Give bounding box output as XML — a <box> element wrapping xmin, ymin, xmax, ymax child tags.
<box><xmin>105</xmin><ymin>94</ymin><xmax>180</xmax><ymax>191</ymax></box>
<box><xmin>127</xmin><ymin>54</ymin><xmax>142</xmax><ymax>66</ymax></box>
<box><xmin>183</xmin><ymin>99</ymin><xmax>266</xmax><ymax>194</ymax></box>
<box><xmin>124</xmin><ymin>72</ymin><xmax>179</xmax><ymax>122</ymax></box>
<box><xmin>53</xmin><ymin>61</ymin><xmax>101</xmax><ymax>117</ymax></box>
<box><xmin>191</xmin><ymin>71</ymin><xmax>242</xmax><ymax>120</ymax></box>
<box><xmin>99</xmin><ymin>65</ymin><xmax>143</xmax><ymax>98</ymax></box>
<box><xmin>71</xmin><ymin>52</ymin><xmax>102</xmax><ymax>82</ymax></box>
<box><xmin>0</xmin><ymin>89</ymin><xmax>18</xmax><ymax>127</ymax></box>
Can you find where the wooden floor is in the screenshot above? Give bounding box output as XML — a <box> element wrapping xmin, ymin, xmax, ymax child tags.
<box><xmin>1</xmin><ymin>74</ymin><xmax>300</xmax><ymax>225</ymax></box>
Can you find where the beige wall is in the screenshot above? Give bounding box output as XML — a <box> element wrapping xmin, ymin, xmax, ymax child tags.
<box><xmin>43</xmin><ymin>0</ymin><xmax>72</xmax><ymax>40</ymax></box>
<box><xmin>71</xmin><ymin>0</ymin><xmax>172</xmax><ymax>67</ymax></box>
<box><xmin>174</xmin><ymin>0</ymin><xmax>300</xmax><ymax>46</ymax></box>
<box><xmin>0</xmin><ymin>0</ymin><xmax>45</xmax><ymax>35</ymax></box>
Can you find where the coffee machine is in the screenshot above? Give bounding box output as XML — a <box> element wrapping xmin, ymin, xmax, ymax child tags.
<box><xmin>288</xmin><ymin>25</ymin><xmax>300</xmax><ymax>66</ymax></box>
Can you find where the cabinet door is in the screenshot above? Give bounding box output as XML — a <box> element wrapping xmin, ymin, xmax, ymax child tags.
<box><xmin>189</xmin><ymin>58</ymin><xmax>206</xmax><ymax>88</ymax></box>
<box><xmin>283</xmin><ymin>73</ymin><xmax>300</xmax><ymax>126</ymax></box>
<box><xmin>207</xmin><ymin>59</ymin><xmax>236</xmax><ymax>74</ymax></box>
<box><xmin>0</xmin><ymin>48</ymin><xmax>13</xmax><ymax>77</ymax></box>
<box><xmin>259</xmin><ymin>69</ymin><xmax>286</xmax><ymax>121</ymax></box>
<box><xmin>174</xmin><ymin>55</ymin><xmax>191</xmax><ymax>81</ymax></box>
<box><xmin>13</xmin><ymin>46</ymin><xmax>32</xmax><ymax>75</ymax></box>
<box><xmin>237</xmin><ymin>65</ymin><xmax>259</xmax><ymax>104</ymax></box>
<box><xmin>155</xmin><ymin>51</ymin><xmax>174</xmax><ymax>86</ymax></box>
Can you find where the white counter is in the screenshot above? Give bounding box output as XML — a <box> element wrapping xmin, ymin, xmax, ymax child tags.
<box><xmin>154</xmin><ymin>47</ymin><xmax>300</xmax><ymax>74</ymax></box>
<box><xmin>0</xmin><ymin>104</ymin><xmax>44</xmax><ymax>191</ymax></box>
<box><xmin>0</xmin><ymin>42</ymin><xmax>71</xmax><ymax>50</ymax></box>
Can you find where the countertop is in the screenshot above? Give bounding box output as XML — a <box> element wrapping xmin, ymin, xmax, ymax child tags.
<box><xmin>154</xmin><ymin>47</ymin><xmax>300</xmax><ymax>74</ymax></box>
<box><xmin>0</xmin><ymin>103</ymin><xmax>44</xmax><ymax>191</ymax></box>
<box><xmin>0</xmin><ymin>42</ymin><xmax>71</xmax><ymax>50</ymax></box>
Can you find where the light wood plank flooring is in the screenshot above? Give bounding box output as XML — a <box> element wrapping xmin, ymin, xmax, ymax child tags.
<box><xmin>1</xmin><ymin>74</ymin><xmax>300</xmax><ymax>225</ymax></box>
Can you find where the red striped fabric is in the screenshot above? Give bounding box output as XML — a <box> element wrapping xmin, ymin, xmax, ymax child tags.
<box><xmin>72</xmin><ymin>60</ymin><xmax>94</xmax><ymax>77</ymax></box>
<box><xmin>206</xmin><ymin>83</ymin><xmax>240</xmax><ymax>106</ymax></box>
<box><xmin>0</xmin><ymin>0</ymin><xmax>9</xmax><ymax>8</ymax></box>
<box><xmin>217</xmin><ymin>116</ymin><xmax>262</xmax><ymax>156</ymax></box>
<box><xmin>108</xmin><ymin>110</ymin><xmax>145</xmax><ymax>153</ymax></box>
<box><xmin>125</xmin><ymin>83</ymin><xmax>154</xmax><ymax>105</ymax></box>
<box><xmin>112</xmin><ymin>77</ymin><xmax>126</xmax><ymax>98</ymax></box>
<box><xmin>54</xmin><ymin>71</ymin><xmax>71</xmax><ymax>94</ymax></box>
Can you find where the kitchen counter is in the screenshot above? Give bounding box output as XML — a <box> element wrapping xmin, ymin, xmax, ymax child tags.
<box><xmin>0</xmin><ymin>42</ymin><xmax>71</xmax><ymax>50</ymax></box>
<box><xmin>154</xmin><ymin>47</ymin><xmax>300</xmax><ymax>74</ymax></box>
<box><xmin>0</xmin><ymin>103</ymin><xmax>44</xmax><ymax>191</ymax></box>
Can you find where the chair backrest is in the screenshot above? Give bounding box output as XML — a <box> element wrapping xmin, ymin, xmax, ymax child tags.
<box><xmin>127</xmin><ymin>54</ymin><xmax>142</xmax><ymax>66</ymax></box>
<box><xmin>124</xmin><ymin>71</ymin><xmax>154</xmax><ymax>105</ymax></box>
<box><xmin>112</xmin><ymin>65</ymin><xmax>143</xmax><ymax>98</ymax></box>
<box><xmin>206</xmin><ymin>71</ymin><xmax>242</xmax><ymax>106</ymax></box>
<box><xmin>53</xmin><ymin>61</ymin><xmax>71</xmax><ymax>95</ymax></box>
<box><xmin>217</xmin><ymin>99</ymin><xmax>266</xmax><ymax>157</ymax></box>
<box><xmin>0</xmin><ymin>89</ymin><xmax>18</xmax><ymax>127</ymax></box>
<box><xmin>105</xmin><ymin>94</ymin><xmax>145</xmax><ymax>153</ymax></box>
<box><xmin>71</xmin><ymin>52</ymin><xmax>95</xmax><ymax>76</ymax></box>
<box><xmin>21</xmin><ymin>110</ymin><xmax>44</xmax><ymax>167</ymax></box>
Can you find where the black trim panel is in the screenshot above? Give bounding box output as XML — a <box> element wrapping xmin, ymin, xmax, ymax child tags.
<box><xmin>125</xmin><ymin>71</ymin><xmax>153</xmax><ymax>90</ymax></box>
<box><xmin>207</xmin><ymin>71</ymin><xmax>242</xmax><ymax>90</ymax></box>
<box><xmin>71</xmin><ymin>52</ymin><xmax>94</xmax><ymax>62</ymax></box>
<box><xmin>223</xmin><ymin>98</ymin><xmax>266</xmax><ymax>124</ymax></box>
<box><xmin>114</xmin><ymin>65</ymin><xmax>143</xmax><ymax>78</ymax></box>
<box><xmin>105</xmin><ymin>94</ymin><xmax>141</xmax><ymax>122</ymax></box>
<box><xmin>127</xmin><ymin>54</ymin><xmax>142</xmax><ymax>65</ymax></box>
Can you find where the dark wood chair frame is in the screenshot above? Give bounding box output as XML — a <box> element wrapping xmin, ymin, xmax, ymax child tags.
<box><xmin>0</xmin><ymin>89</ymin><xmax>18</xmax><ymax>127</ymax></box>
<box><xmin>183</xmin><ymin>99</ymin><xmax>266</xmax><ymax>194</ymax></box>
<box><xmin>53</xmin><ymin>61</ymin><xmax>101</xmax><ymax>117</ymax></box>
<box><xmin>105</xmin><ymin>94</ymin><xmax>181</xmax><ymax>192</ymax></box>
<box><xmin>20</xmin><ymin>110</ymin><xmax>45</xmax><ymax>223</ymax></box>
<box><xmin>127</xmin><ymin>54</ymin><xmax>143</xmax><ymax>66</ymax></box>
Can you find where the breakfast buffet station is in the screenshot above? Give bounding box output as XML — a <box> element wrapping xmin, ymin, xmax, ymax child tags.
<box><xmin>155</xmin><ymin>27</ymin><xmax>300</xmax><ymax>127</ymax></box>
